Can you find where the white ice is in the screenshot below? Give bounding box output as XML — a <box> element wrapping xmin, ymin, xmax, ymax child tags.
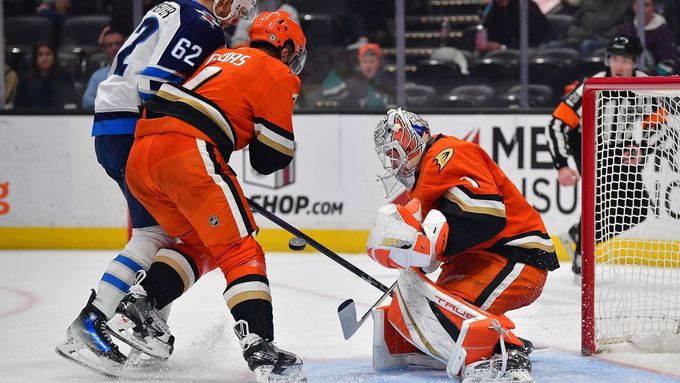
<box><xmin>1</xmin><ymin>250</ymin><xmax>679</xmax><ymax>382</ymax></box>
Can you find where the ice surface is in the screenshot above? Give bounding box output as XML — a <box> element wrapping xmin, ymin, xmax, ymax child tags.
<box><xmin>0</xmin><ymin>250</ymin><xmax>678</xmax><ymax>382</ymax></box>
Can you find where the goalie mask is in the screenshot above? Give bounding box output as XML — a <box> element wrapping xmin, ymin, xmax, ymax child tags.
<box><xmin>374</xmin><ymin>108</ymin><xmax>430</xmax><ymax>196</ymax></box>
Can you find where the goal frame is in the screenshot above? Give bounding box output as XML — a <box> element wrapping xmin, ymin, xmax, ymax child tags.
<box><xmin>581</xmin><ymin>76</ymin><xmax>680</xmax><ymax>356</ymax></box>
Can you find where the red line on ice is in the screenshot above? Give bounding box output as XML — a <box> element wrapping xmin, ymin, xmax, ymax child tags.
<box><xmin>0</xmin><ymin>286</ymin><xmax>39</xmax><ymax>319</ymax></box>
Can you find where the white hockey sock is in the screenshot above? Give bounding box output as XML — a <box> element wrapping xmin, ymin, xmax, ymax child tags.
<box><xmin>92</xmin><ymin>226</ymin><xmax>173</xmax><ymax>318</ymax></box>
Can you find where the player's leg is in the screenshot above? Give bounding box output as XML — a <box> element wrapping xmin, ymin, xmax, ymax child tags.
<box><xmin>127</xmin><ymin>134</ymin><xmax>304</xmax><ymax>381</ymax></box>
<box><xmin>187</xmin><ymin>143</ymin><xmax>304</xmax><ymax>382</ymax></box>
<box><xmin>373</xmin><ymin>267</ymin><xmax>532</xmax><ymax>382</ymax></box>
<box><xmin>57</xmin><ymin>134</ymin><xmax>171</xmax><ymax>374</ymax></box>
<box><xmin>110</xmin><ymin>134</ymin><xmax>219</xmax><ymax>358</ymax></box>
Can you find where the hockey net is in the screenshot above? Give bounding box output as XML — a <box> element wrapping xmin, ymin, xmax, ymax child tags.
<box><xmin>581</xmin><ymin>77</ymin><xmax>680</xmax><ymax>355</ymax></box>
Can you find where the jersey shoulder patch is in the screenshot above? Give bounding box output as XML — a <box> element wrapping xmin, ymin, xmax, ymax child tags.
<box><xmin>433</xmin><ymin>147</ymin><xmax>454</xmax><ymax>173</ymax></box>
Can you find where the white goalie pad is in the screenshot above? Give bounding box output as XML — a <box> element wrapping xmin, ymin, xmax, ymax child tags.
<box><xmin>389</xmin><ymin>268</ymin><xmax>491</xmax><ymax>366</ymax></box>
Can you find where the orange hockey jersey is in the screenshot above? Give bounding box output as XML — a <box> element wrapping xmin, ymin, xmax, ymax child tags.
<box><xmin>135</xmin><ymin>47</ymin><xmax>300</xmax><ymax>175</ymax></box>
<box><xmin>410</xmin><ymin>135</ymin><xmax>559</xmax><ymax>271</ymax></box>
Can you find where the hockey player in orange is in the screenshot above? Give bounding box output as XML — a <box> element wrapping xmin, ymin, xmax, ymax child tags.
<box><xmin>366</xmin><ymin>108</ymin><xmax>559</xmax><ymax>382</ymax></box>
<box><xmin>119</xmin><ymin>11</ymin><xmax>307</xmax><ymax>382</ymax></box>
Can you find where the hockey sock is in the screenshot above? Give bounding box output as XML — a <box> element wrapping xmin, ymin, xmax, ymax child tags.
<box><xmin>224</xmin><ymin>274</ymin><xmax>274</xmax><ymax>341</ymax></box>
<box><xmin>92</xmin><ymin>227</ymin><xmax>171</xmax><ymax>318</ymax></box>
<box><xmin>141</xmin><ymin>245</ymin><xmax>203</xmax><ymax>310</ymax></box>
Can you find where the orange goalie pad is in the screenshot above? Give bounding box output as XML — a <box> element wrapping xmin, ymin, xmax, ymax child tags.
<box><xmin>384</xmin><ymin>269</ymin><xmax>524</xmax><ymax>366</ymax></box>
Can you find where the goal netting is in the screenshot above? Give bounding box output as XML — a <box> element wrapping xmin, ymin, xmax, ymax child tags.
<box><xmin>581</xmin><ymin>77</ymin><xmax>680</xmax><ymax>355</ymax></box>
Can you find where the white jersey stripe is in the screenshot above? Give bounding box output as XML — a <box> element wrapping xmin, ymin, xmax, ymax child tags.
<box><xmin>479</xmin><ymin>263</ymin><xmax>526</xmax><ymax>311</ymax></box>
<box><xmin>196</xmin><ymin>139</ymin><xmax>248</xmax><ymax>238</ymax></box>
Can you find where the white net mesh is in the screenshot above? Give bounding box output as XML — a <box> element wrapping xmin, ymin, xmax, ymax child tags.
<box><xmin>594</xmin><ymin>90</ymin><xmax>680</xmax><ymax>348</ymax></box>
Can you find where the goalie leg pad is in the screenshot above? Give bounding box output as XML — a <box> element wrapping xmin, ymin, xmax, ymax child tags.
<box><xmin>372</xmin><ymin>306</ymin><xmax>446</xmax><ymax>371</ymax></box>
<box><xmin>387</xmin><ymin>268</ymin><xmax>525</xmax><ymax>373</ymax></box>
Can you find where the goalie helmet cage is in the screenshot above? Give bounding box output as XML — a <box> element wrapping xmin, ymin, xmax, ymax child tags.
<box><xmin>581</xmin><ymin>76</ymin><xmax>680</xmax><ymax>356</ymax></box>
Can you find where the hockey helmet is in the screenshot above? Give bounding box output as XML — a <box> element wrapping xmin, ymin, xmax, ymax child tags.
<box><xmin>606</xmin><ymin>34</ymin><xmax>643</xmax><ymax>59</ymax></box>
<box><xmin>213</xmin><ymin>0</ymin><xmax>256</xmax><ymax>25</ymax></box>
<box><xmin>249</xmin><ymin>11</ymin><xmax>307</xmax><ymax>75</ymax></box>
<box><xmin>374</xmin><ymin>108</ymin><xmax>431</xmax><ymax>196</ymax></box>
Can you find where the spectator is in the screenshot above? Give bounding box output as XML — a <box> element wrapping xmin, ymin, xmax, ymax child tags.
<box><xmin>82</xmin><ymin>27</ymin><xmax>125</xmax><ymax>110</ymax></box>
<box><xmin>36</xmin><ymin>0</ymin><xmax>71</xmax><ymax>43</ymax></box>
<box><xmin>230</xmin><ymin>1</ymin><xmax>298</xmax><ymax>48</ymax></box>
<box><xmin>661</xmin><ymin>0</ymin><xmax>680</xmax><ymax>46</ymax></box>
<box><xmin>477</xmin><ymin>0</ymin><xmax>551</xmax><ymax>53</ymax></box>
<box><xmin>14</xmin><ymin>42</ymin><xmax>77</xmax><ymax>111</ymax></box>
<box><xmin>620</xmin><ymin>0</ymin><xmax>677</xmax><ymax>75</ymax></box>
<box><xmin>4</xmin><ymin>62</ymin><xmax>19</xmax><ymax>110</ymax></box>
<box><xmin>547</xmin><ymin>0</ymin><xmax>630</xmax><ymax>56</ymax></box>
<box><xmin>321</xmin><ymin>43</ymin><xmax>395</xmax><ymax>109</ymax></box>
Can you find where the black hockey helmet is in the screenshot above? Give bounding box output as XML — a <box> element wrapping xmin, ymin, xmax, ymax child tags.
<box><xmin>606</xmin><ymin>34</ymin><xmax>643</xmax><ymax>59</ymax></box>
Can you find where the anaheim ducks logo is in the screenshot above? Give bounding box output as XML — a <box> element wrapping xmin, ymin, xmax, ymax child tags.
<box><xmin>433</xmin><ymin>148</ymin><xmax>454</xmax><ymax>173</ymax></box>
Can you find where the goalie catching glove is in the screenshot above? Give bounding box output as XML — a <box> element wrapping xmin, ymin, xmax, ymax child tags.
<box><xmin>366</xmin><ymin>199</ymin><xmax>448</xmax><ymax>273</ymax></box>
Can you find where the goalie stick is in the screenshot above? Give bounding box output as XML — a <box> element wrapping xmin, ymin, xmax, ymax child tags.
<box><xmin>246</xmin><ymin>197</ymin><xmax>390</xmax><ymax>293</ymax></box>
<box><xmin>338</xmin><ymin>281</ymin><xmax>397</xmax><ymax>340</ymax></box>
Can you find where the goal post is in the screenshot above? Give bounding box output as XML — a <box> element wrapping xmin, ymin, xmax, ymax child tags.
<box><xmin>582</xmin><ymin>76</ymin><xmax>680</xmax><ymax>356</ymax></box>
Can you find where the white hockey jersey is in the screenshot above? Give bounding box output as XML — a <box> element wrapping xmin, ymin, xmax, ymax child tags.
<box><xmin>92</xmin><ymin>0</ymin><xmax>226</xmax><ymax>136</ymax></box>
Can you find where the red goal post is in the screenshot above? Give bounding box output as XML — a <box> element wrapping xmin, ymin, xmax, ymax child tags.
<box><xmin>581</xmin><ymin>76</ymin><xmax>680</xmax><ymax>355</ymax></box>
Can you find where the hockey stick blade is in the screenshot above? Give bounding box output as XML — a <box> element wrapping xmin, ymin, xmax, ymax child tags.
<box><xmin>338</xmin><ymin>281</ymin><xmax>397</xmax><ymax>340</ymax></box>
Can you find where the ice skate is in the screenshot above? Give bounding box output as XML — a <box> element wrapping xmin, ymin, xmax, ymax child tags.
<box><xmin>234</xmin><ymin>320</ymin><xmax>306</xmax><ymax>383</ymax></box>
<box><xmin>462</xmin><ymin>350</ymin><xmax>534</xmax><ymax>383</ymax></box>
<box><xmin>55</xmin><ymin>290</ymin><xmax>126</xmax><ymax>378</ymax></box>
<box><xmin>108</xmin><ymin>273</ymin><xmax>174</xmax><ymax>359</ymax></box>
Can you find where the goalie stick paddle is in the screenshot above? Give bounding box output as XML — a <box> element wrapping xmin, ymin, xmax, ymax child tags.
<box><xmin>338</xmin><ymin>281</ymin><xmax>398</xmax><ymax>340</ymax></box>
<box><xmin>246</xmin><ymin>198</ymin><xmax>390</xmax><ymax>293</ymax></box>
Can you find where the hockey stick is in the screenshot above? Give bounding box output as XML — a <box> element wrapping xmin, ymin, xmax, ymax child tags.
<box><xmin>246</xmin><ymin>197</ymin><xmax>390</xmax><ymax>293</ymax></box>
<box><xmin>337</xmin><ymin>281</ymin><xmax>397</xmax><ymax>340</ymax></box>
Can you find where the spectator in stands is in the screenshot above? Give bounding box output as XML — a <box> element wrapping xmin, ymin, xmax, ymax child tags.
<box><xmin>14</xmin><ymin>42</ymin><xmax>77</xmax><ymax>111</ymax></box>
<box><xmin>36</xmin><ymin>0</ymin><xmax>71</xmax><ymax>42</ymax></box>
<box><xmin>661</xmin><ymin>0</ymin><xmax>680</xmax><ymax>47</ymax></box>
<box><xmin>82</xmin><ymin>27</ymin><xmax>124</xmax><ymax>110</ymax></box>
<box><xmin>4</xmin><ymin>62</ymin><xmax>19</xmax><ymax>110</ymax></box>
<box><xmin>321</xmin><ymin>43</ymin><xmax>395</xmax><ymax>109</ymax></box>
<box><xmin>620</xmin><ymin>0</ymin><xmax>677</xmax><ymax>75</ymax></box>
<box><xmin>547</xmin><ymin>0</ymin><xmax>630</xmax><ymax>56</ymax></box>
<box><xmin>477</xmin><ymin>0</ymin><xmax>551</xmax><ymax>53</ymax></box>
<box><xmin>230</xmin><ymin>0</ymin><xmax>298</xmax><ymax>48</ymax></box>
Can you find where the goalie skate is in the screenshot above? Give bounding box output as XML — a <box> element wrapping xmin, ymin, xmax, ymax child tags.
<box><xmin>55</xmin><ymin>290</ymin><xmax>126</xmax><ymax>378</ymax></box>
<box><xmin>108</xmin><ymin>282</ymin><xmax>174</xmax><ymax>359</ymax></box>
<box><xmin>462</xmin><ymin>350</ymin><xmax>534</xmax><ymax>383</ymax></box>
<box><xmin>235</xmin><ymin>320</ymin><xmax>306</xmax><ymax>383</ymax></box>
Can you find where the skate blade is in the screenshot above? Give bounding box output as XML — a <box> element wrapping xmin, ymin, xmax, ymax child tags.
<box><xmin>55</xmin><ymin>339</ymin><xmax>123</xmax><ymax>378</ymax></box>
<box><xmin>125</xmin><ymin>348</ymin><xmax>168</xmax><ymax>369</ymax></box>
<box><xmin>254</xmin><ymin>365</ymin><xmax>307</xmax><ymax>383</ymax></box>
<box><xmin>108</xmin><ymin>314</ymin><xmax>171</xmax><ymax>359</ymax></box>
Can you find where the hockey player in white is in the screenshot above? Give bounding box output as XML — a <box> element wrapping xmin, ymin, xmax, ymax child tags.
<box><xmin>55</xmin><ymin>0</ymin><xmax>257</xmax><ymax>377</ymax></box>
